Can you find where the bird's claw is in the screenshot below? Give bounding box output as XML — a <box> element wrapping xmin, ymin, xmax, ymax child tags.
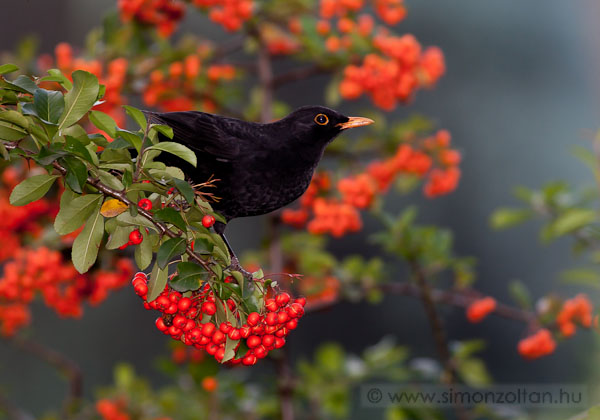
<box><xmin>228</xmin><ymin>256</ymin><xmax>253</xmax><ymax>281</ymax></box>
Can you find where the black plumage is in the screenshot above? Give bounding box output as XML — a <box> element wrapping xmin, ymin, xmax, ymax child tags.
<box><xmin>143</xmin><ymin>105</ymin><xmax>373</xmax><ymax>269</ymax></box>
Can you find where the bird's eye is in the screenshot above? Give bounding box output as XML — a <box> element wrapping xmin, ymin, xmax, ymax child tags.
<box><xmin>314</xmin><ymin>113</ymin><xmax>329</xmax><ymax>125</ymax></box>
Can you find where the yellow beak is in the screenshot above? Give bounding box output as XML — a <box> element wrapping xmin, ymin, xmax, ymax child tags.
<box><xmin>336</xmin><ymin>116</ymin><xmax>374</xmax><ymax>130</ymax></box>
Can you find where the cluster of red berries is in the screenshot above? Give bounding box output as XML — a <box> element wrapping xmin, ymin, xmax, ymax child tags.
<box><xmin>132</xmin><ymin>272</ymin><xmax>306</xmax><ymax>365</ymax></box>
<box><xmin>118</xmin><ymin>0</ymin><xmax>253</xmax><ymax>35</ymax></box>
<box><xmin>367</xmin><ymin>130</ymin><xmax>461</xmax><ymax>198</ymax></box>
<box><xmin>0</xmin><ymin>247</ymin><xmax>133</xmax><ymax>336</ymax></box>
<box><xmin>340</xmin><ymin>34</ymin><xmax>445</xmax><ymax>110</ymax></box>
<box><xmin>37</xmin><ymin>43</ymin><xmax>129</xmax><ymax>130</ymax></box>
<box><xmin>143</xmin><ymin>56</ymin><xmax>234</xmax><ymax>113</ymax></box>
<box><xmin>556</xmin><ymin>294</ymin><xmax>593</xmax><ymax>337</ymax></box>
<box><xmin>282</xmin><ymin>172</ymin><xmax>361</xmax><ymax>237</ymax></box>
<box><xmin>466</xmin><ymin>297</ymin><xmax>497</xmax><ymax>323</ymax></box>
<box><xmin>193</xmin><ymin>0</ymin><xmax>253</xmax><ymax>32</ymax></box>
<box><xmin>517</xmin><ymin>329</ymin><xmax>556</xmax><ymax>360</ymax></box>
<box><xmin>282</xmin><ymin>131</ymin><xmax>461</xmax><ymax>237</ymax></box>
<box><xmin>0</xmin><ymin>167</ymin><xmax>57</xmax><ymax>262</ymax></box>
<box><xmin>118</xmin><ymin>0</ymin><xmax>186</xmax><ymax>37</ymax></box>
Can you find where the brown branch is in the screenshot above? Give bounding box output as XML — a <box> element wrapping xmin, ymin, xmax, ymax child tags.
<box><xmin>305</xmin><ymin>281</ymin><xmax>536</xmax><ymax>324</ymax></box>
<box><xmin>10</xmin><ymin>336</ymin><xmax>82</xmax><ymax>410</ymax></box>
<box><xmin>408</xmin><ymin>260</ymin><xmax>455</xmax><ymax>384</ymax></box>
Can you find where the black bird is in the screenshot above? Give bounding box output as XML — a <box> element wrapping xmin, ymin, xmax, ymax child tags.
<box><xmin>144</xmin><ymin>106</ymin><xmax>373</xmax><ymax>271</ymax></box>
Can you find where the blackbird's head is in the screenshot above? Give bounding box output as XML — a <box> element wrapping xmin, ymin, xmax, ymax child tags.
<box><xmin>278</xmin><ymin>106</ymin><xmax>373</xmax><ymax>148</ymax></box>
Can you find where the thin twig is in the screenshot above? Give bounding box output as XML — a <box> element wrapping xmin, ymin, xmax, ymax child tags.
<box><xmin>305</xmin><ymin>281</ymin><xmax>536</xmax><ymax>325</ymax></box>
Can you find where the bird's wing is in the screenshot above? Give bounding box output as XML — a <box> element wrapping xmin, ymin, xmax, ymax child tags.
<box><xmin>143</xmin><ymin>111</ymin><xmax>240</xmax><ymax>161</ymax></box>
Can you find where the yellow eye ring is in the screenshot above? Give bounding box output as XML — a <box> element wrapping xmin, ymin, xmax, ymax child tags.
<box><xmin>314</xmin><ymin>113</ymin><xmax>329</xmax><ymax>125</ymax></box>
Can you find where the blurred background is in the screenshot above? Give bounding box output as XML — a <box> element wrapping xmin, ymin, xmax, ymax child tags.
<box><xmin>1</xmin><ymin>0</ymin><xmax>599</xmax><ymax>417</ymax></box>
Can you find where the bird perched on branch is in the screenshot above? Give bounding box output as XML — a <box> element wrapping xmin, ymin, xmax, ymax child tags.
<box><xmin>144</xmin><ymin>106</ymin><xmax>373</xmax><ymax>271</ymax></box>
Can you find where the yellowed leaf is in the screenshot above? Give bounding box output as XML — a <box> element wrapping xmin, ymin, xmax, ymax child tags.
<box><xmin>100</xmin><ymin>199</ymin><xmax>128</xmax><ymax>218</ymax></box>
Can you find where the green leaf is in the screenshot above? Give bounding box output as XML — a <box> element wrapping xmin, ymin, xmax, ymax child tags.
<box><xmin>134</xmin><ymin>228</ymin><xmax>153</xmax><ymax>270</ymax></box>
<box><xmin>508</xmin><ymin>280</ymin><xmax>532</xmax><ymax>309</ymax></box>
<box><xmin>62</xmin><ymin>156</ymin><xmax>88</xmax><ymax>194</ymax></box>
<box><xmin>154</xmin><ymin>207</ymin><xmax>187</xmax><ymax>231</ymax></box>
<box><xmin>551</xmin><ymin>208</ymin><xmax>596</xmax><ymax>237</ymax></box>
<box><xmin>0</xmin><ymin>64</ymin><xmax>19</xmax><ymax>74</ymax></box>
<box><xmin>54</xmin><ymin>194</ymin><xmax>103</xmax><ymax>235</ymax></box>
<box><xmin>43</xmin><ymin>69</ymin><xmax>73</xmax><ymax>90</ymax></box>
<box><xmin>146</xmin><ymin>142</ymin><xmax>197</xmax><ymax>167</ymax></box>
<box><xmin>65</xmin><ymin>136</ymin><xmax>95</xmax><ymax>163</ymax></box>
<box><xmin>222</xmin><ymin>336</ymin><xmax>239</xmax><ymax>363</ymax></box>
<box><xmin>89</xmin><ymin>110</ymin><xmax>117</xmax><ymax>138</ymax></box>
<box><xmin>116</xmin><ymin>211</ymin><xmax>156</xmax><ymax>231</ymax></box>
<box><xmin>123</xmin><ymin>105</ymin><xmax>147</xmax><ymax>130</ymax></box>
<box><xmin>116</xmin><ymin>129</ymin><xmax>142</xmax><ymax>151</ymax></box>
<box><xmin>98</xmin><ymin>170</ymin><xmax>125</xmax><ymax>191</ymax></box>
<box><xmin>173</xmin><ymin>178</ymin><xmax>195</xmax><ymax>204</ymax></box>
<box><xmin>72</xmin><ymin>200</ymin><xmax>104</xmax><ymax>274</ymax></box>
<box><xmin>490</xmin><ymin>208</ymin><xmax>533</xmax><ymax>230</ymax></box>
<box><xmin>9</xmin><ymin>174</ymin><xmax>59</xmax><ymax>206</ymax></box>
<box><xmin>34</xmin><ymin>88</ymin><xmax>65</xmax><ymax>124</ymax></box>
<box><xmin>150</xmin><ymin>124</ymin><xmax>174</xmax><ymax>139</ymax></box>
<box><xmin>0</xmin><ymin>120</ymin><xmax>28</xmax><ymax>141</ymax></box>
<box><xmin>148</xmin><ymin>262</ymin><xmax>168</xmax><ymax>302</ymax></box>
<box><xmin>170</xmin><ymin>262</ymin><xmax>209</xmax><ymax>292</ymax></box>
<box><xmin>11</xmin><ymin>75</ymin><xmax>37</xmax><ymax>94</ymax></box>
<box><xmin>58</xmin><ymin>70</ymin><xmax>99</xmax><ymax>130</ymax></box>
<box><xmin>106</xmin><ymin>225</ymin><xmax>133</xmax><ymax>250</ymax></box>
<box><xmin>560</xmin><ymin>268</ymin><xmax>600</xmax><ymax>289</ymax></box>
<box><xmin>157</xmin><ymin>237</ymin><xmax>187</xmax><ymax>270</ymax></box>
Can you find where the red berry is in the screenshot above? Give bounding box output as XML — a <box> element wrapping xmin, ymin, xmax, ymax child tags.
<box><xmin>228</xmin><ymin>328</ymin><xmax>241</xmax><ymax>340</ymax></box>
<box><xmin>202</xmin><ymin>301</ymin><xmax>217</xmax><ymax>315</ymax></box>
<box><xmin>286</xmin><ymin>319</ymin><xmax>298</xmax><ymax>330</ymax></box>
<box><xmin>247</xmin><ymin>335</ymin><xmax>261</xmax><ymax>348</ymax></box>
<box><xmin>212</xmin><ymin>330</ymin><xmax>226</xmax><ymax>344</ymax></box>
<box><xmin>173</xmin><ymin>315</ymin><xmax>187</xmax><ymax>329</ymax></box>
<box><xmin>276</xmin><ymin>292</ymin><xmax>291</xmax><ymax>307</ymax></box>
<box><xmin>266</xmin><ymin>312</ymin><xmax>278</xmax><ymax>326</ymax></box>
<box><xmin>265</xmin><ymin>299</ymin><xmax>278</xmax><ymax>312</ymax></box>
<box><xmin>129</xmin><ymin>229</ymin><xmax>143</xmax><ymax>245</ymax></box>
<box><xmin>277</xmin><ymin>311</ymin><xmax>289</xmax><ymax>324</ymax></box>
<box><xmin>242</xmin><ymin>354</ymin><xmax>257</xmax><ymax>366</ymax></box>
<box><xmin>215</xmin><ymin>347</ymin><xmax>225</xmax><ymax>361</ymax></box>
<box><xmin>247</xmin><ymin>312</ymin><xmax>260</xmax><ymax>326</ymax></box>
<box><xmin>134</xmin><ymin>283</ymin><xmax>148</xmax><ymax>296</ymax></box>
<box><xmin>288</xmin><ymin>303</ymin><xmax>304</xmax><ymax>318</ymax></box>
<box><xmin>177</xmin><ymin>297</ymin><xmax>192</xmax><ymax>312</ymax></box>
<box><xmin>202</xmin><ymin>214</ymin><xmax>216</xmax><ymax>228</ymax></box>
<box><xmin>262</xmin><ymin>334</ymin><xmax>275</xmax><ymax>347</ymax></box>
<box><xmin>240</xmin><ymin>325</ymin><xmax>251</xmax><ymax>338</ymax></box>
<box><xmin>254</xmin><ymin>345</ymin><xmax>267</xmax><ymax>358</ymax></box>
<box><xmin>202</xmin><ymin>323</ymin><xmax>216</xmax><ymax>337</ymax></box>
<box><xmin>155</xmin><ymin>317</ymin><xmax>168</xmax><ymax>331</ymax></box>
<box><xmin>295</xmin><ymin>297</ymin><xmax>306</xmax><ymax>306</ymax></box>
<box><xmin>219</xmin><ymin>322</ymin><xmax>232</xmax><ymax>334</ymax></box>
<box><xmin>274</xmin><ymin>337</ymin><xmax>285</xmax><ymax>348</ymax></box>
<box><xmin>189</xmin><ymin>328</ymin><xmax>202</xmax><ymax>342</ymax></box>
<box><xmin>138</xmin><ymin>198</ymin><xmax>153</xmax><ymax>211</ymax></box>
<box><xmin>205</xmin><ymin>343</ymin><xmax>218</xmax><ymax>355</ymax></box>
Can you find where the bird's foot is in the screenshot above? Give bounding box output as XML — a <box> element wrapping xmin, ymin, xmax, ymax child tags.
<box><xmin>228</xmin><ymin>256</ymin><xmax>253</xmax><ymax>281</ymax></box>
